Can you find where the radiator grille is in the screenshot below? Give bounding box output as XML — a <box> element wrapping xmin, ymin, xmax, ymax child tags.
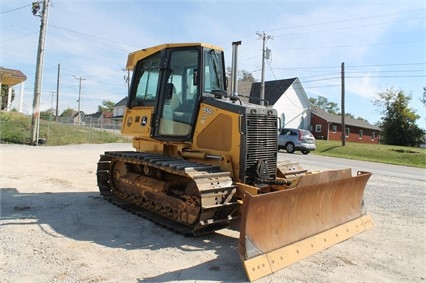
<box><xmin>244</xmin><ymin>114</ymin><xmax>278</xmax><ymax>183</ymax></box>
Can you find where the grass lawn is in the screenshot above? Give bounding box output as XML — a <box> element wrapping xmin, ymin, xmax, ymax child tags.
<box><xmin>0</xmin><ymin>111</ymin><xmax>129</xmax><ymax>145</ymax></box>
<box><xmin>314</xmin><ymin>140</ymin><xmax>426</xmax><ymax>168</ymax></box>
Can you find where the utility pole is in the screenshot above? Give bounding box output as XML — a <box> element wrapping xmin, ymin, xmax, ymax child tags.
<box><xmin>30</xmin><ymin>0</ymin><xmax>50</xmax><ymax>145</ymax></box>
<box><xmin>56</xmin><ymin>63</ymin><xmax>60</xmax><ymax>121</ymax></box>
<box><xmin>257</xmin><ymin>31</ymin><xmax>273</xmax><ymax>106</ymax></box>
<box><xmin>341</xmin><ymin>62</ymin><xmax>346</xmax><ymax>146</ymax></box>
<box><xmin>49</xmin><ymin>91</ymin><xmax>55</xmax><ymax>121</ymax></box>
<box><xmin>74</xmin><ymin>76</ymin><xmax>85</xmax><ymax>125</ymax></box>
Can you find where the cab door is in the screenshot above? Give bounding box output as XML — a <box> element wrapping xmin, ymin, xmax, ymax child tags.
<box><xmin>153</xmin><ymin>47</ymin><xmax>200</xmax><ymax>141</ymax></box>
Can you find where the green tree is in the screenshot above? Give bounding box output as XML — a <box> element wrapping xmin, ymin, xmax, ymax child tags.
<box><xmin>60</xmin><ymin>107</ymin><xmax>74</xmax><ymax>117</ymax></box>
<box><xmin>98</xmin><ymin>100</ymin><xmax>115</xmax><ymax>112</ymax></box>
<box><xmin>1</xmin><ymin>85</ymin><xmax>15</xmax><ymax>110</ymax></box>
<box><xmin>421</xmin><ymin>87</ymin><xmax>426</xmax><ymax>107</ymax></box>
<box><xmin>309</xmin><ymin>95</ymin><xmax>339</xmax><ymax>114</ymax></box>
<box><xmin>226</xmin><ymin>67</ymin><xmax>257</xmax><ymax>83</ymax></box>
<box><xmin>374</xmin><ymin>88</ymin><xmax>424</xmax><ymax>146</ymax></box>
<box><xmin>355</xmin><ymin>116</ymin><xmax>369</xmax><ymax>123</ymax></box>
<box><xmin>240</xmin><ymin>70</ymin><xmax>256</xmax><ymax>82</ymax></box>
<box><xmin>40</xmin><ymin>109</ymin><xmax>55</xmax><ymax>120</ymax></box>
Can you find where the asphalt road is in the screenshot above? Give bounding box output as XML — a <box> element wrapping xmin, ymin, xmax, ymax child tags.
<box><xmin>278</xmin><ymin>151</ymin><xmax>426</xmax><ymax>182</ymax></box>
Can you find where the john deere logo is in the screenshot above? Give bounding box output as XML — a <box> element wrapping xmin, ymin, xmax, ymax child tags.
<box><xmin>141</xmin><ymin>116</ymin><xmax>148</xmax><ymax>126</ymax></box>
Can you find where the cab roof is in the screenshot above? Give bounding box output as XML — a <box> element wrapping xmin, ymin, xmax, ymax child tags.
<box><xmin>126</xmin><ymin>42</ymin><xmax>223</xmax><ymax>70</ymax></box>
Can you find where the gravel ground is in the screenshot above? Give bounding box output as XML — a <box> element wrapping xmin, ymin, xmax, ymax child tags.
<box><xmin>0</xmin><ymin>143</ymin><xmax>425</xmax><ymax>283</ymax></box>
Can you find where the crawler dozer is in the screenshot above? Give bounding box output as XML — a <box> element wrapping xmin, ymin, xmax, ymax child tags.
<box><xmin>96</xmin><ymin>42</ymin><xmax>373</xmax><ymax>281</ymax></box>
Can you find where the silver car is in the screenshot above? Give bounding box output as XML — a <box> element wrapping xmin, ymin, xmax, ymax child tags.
<box><xmin>278</xmin><ymin>128</ymin><xmax>316</xmax><ymax>154</ymax></box>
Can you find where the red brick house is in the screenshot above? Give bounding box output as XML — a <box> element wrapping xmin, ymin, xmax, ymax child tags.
<box><xmin>311</xmin><ymin>107</ymin><xmax>380</xmax><ymax>144</ymax></box>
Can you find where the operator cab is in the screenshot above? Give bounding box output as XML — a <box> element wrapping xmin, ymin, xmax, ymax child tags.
<box><xmin>127</xmin><ymin>43</ymin><xmax>227</xmax><ymax>141</ymax></box>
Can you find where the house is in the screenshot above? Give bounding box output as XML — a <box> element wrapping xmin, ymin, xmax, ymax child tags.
<box><xmin>72</xmin><ymin>111</ymin><xmax>86</xmax><ymax>125</ymax></box>
<box><xmin>311</xmin><ymin>107</ymin><xmax>381</xmax><ymax>143</ymax></box>
<box><xmin>113</xmin><ymin>97</ymin><xmax>127</xmax><ymax>118</ymax></box>
<box><xmin>85</xmin><ymin>111</ymin><xmax>113</xmax><ymax>127</ymax></box>
<box><xmin>247</xmin><ymin>78</ymin><xmax>312</xmax><ymax>130</ymax></box>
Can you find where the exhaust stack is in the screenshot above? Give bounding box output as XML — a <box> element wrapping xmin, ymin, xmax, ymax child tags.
<box><xmin>230</xmin><ymin>41</ymin><xmax>241</xmax><ymax>100</ymax></box>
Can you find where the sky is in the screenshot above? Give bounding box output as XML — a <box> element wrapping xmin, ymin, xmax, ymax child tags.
<box><xmin>1</xmin><ymin>0</ymin><xmax>425</xmax><ymax>128</ymax></box>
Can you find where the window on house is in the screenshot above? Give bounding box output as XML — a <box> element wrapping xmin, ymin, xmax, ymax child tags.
<box><xmin>359</xmin><ymin>130</ymin><xmax>363</xmax><ymax>139</ymax></box>
<box><xmin>372</xmin><ymin>132</ymin><xmax>376</xmax><ymax>141</ymax></box>
<box><xmin>315</xmin><ymin>124</ymin><xmax>322</xmax><ymax>132</ymax></box>
<box><xmin>332</xmin><ymin>125</ymin><xmax>337</xmax><ymax>133</ymax></box>
<box><xmin>346</xmin><ymin>127</ymin><xmax>350</xmax><ymax>137</ymax></box>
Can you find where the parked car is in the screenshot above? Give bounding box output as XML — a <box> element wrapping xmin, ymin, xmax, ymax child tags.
<box><xmin>278</xmin><ymin>128</ymin><xmax>316</xmax><ymax>154</ymax></box>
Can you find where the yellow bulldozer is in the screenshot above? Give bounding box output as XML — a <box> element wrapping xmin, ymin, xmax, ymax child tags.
<box><xmin>96</xmin><ymin>42</ymin><xmax>373</xmax><ymax>281</ymax></box>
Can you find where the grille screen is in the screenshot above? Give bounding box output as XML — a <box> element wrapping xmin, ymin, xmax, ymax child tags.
<box><xmin>244</xmin><ymin>114</ymin><xmax>278</xmax><ymax>183</ymax></box>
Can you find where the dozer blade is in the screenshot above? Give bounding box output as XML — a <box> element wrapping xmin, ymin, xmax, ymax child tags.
<box><xmin>239</xmin><ymin>169</ymin><xmax>373</xmax><ymax>281</ymax></box>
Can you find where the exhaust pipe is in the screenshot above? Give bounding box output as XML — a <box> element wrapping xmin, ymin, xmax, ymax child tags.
<box><xmin>230</xmin><ymin>41</ymin><xmax>241</xmax><ymax>101</ymax></box>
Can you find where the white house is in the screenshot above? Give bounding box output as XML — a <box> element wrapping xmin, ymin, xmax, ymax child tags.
<box><xmin>248</xmin><ymin>78</ymin><xmax>312</xmax><ymax>130</ymax></box>
<box><xmin>113</xmin><ymin>97</ymin><xmax>127</xmax><ymax>118</ymax></box>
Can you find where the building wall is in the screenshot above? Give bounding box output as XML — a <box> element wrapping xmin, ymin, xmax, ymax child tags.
<box><xmin>311</xmin><ymin>115</ymin><xmax>329</xmax><ymax>139</ymax></box>
<box><xmin>113</xmin><ymin>105</ymin><xmax>126</xmax><ymax>117</ymax></box>
<box><xmin>311</xmin><ymin>115</ymin><xmax>380</xmax><ymax>144</ymax></box>
<box><xmin>275</xmin><ymin>84</ymin><xmax>311</xmax><ymax>129</ymax></box>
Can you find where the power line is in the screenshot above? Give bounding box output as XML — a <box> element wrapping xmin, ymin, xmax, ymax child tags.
<box><xmin>0</xmin><ymin>32</ymin><xmax>39</xmax><ymax>43</ymax></box>
<box><xmin>1</xmin><ymin>4</ymin><xmax>31</xmax><ymax>14</ymax></box>
<box><xmin>346</xmin><ymin>70</ymin><xmax>423</xmax><ymax>73</ymax></box>
<box><xmin>266</xmin><ymin>9</ymin><xmax>423</xmax><ymax>34</ymax></box>
<box><xmin>301</xmin><ymin>77</ymin><xmax>341</xmax><ymax>83</ymax></box>
<box><xmin>273</xmin><ymin>63</ymin><xmax>425</xmax><ymax>70</ymax></box>
<box><xmin>346</xmin><ymin>75</ymin><xmax>426</xmax><ymax>78</ymax></box>
<box><xmin>304</xmin><ymin>84</ymin><xmax>341</xmax><ymax>89</ymax></box>
<box><xmin>300</xmin><ymin>74</ymin><xmax>425</xmax><ymax>84</ymax></box>
<box><xmin>49</xmin><ymin>24</ymin><xmax>138</xmax><ymax>47</ymax></box>
<box><xmin>348</xmin><ymin>63</ymin><xmax>426</xmax><ymax>68</ymax></box>
<box><xmin>266</xmin><ymin>60</ymin><xmax>300</xmax><ymax>108</ymax></box>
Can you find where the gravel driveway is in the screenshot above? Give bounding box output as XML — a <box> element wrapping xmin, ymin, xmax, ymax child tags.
<box><xmin>1</xmin><ymin>143</ymin><xmax>425</xmax><ymax>282</ymax></box>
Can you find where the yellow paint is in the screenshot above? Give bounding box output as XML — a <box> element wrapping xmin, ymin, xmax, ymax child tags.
<box><xmin>126</xmin><ymin>42</ymin><xmax>223</xmax><ymax>70</ymax></box>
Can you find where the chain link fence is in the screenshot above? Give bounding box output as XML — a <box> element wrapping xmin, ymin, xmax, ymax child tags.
<box><xmin>0</xmin><ymin>112</ymin><xmax>126</xmax><ymax>145</ymax></box>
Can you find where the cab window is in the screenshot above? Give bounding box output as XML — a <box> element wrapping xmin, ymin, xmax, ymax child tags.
<box><xmin>130</xmin><ymin>52</ymin><xmax>161</xmax><ymax>106</ymax></box>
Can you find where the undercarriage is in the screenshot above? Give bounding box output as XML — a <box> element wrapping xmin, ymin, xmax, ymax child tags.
<box><xmin>96</xmin><ymin>151</ymin><xmax>239</xmax><ymax>235</ymax></box>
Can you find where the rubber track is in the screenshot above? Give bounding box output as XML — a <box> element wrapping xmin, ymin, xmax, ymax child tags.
<box><xmin>96</xmin><ymin>151</ymin><xmax>237</xmax><ymax>236</ymax></box>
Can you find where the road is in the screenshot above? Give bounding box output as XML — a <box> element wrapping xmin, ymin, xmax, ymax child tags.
<box><xmin>278</xmin><ymin>151</ymin><xmax>426</xmax><ymax>181</ymax></box>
